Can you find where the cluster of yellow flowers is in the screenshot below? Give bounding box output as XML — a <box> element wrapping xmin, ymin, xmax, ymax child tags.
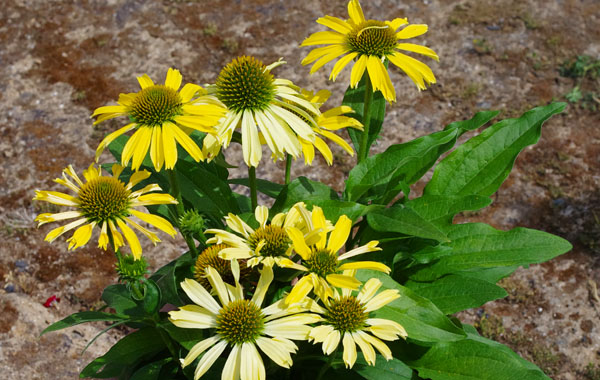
<box><xmin>171</xmin><ymin>203</ymin><xmax>407</xmax><ymax>379</ymax></box>
<box><xmin>33</xmin><ymin>1</ymin><xmax>437</xmax><ymax>379</ymax></box>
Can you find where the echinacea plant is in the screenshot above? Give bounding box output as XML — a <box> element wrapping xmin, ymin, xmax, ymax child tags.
<box><xmin>37</xmin><ymin>1</ymin><xmax>570</xmax><ymax>380</ymax></box>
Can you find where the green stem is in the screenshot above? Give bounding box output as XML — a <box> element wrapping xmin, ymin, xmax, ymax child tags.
<box><xmin>156</xmin><ymin>324</ymin><xmax>179</xmax><ymax>363</ymax></box>
<box><xmin>357</xmin><ymin>74</ymin><xmax>374</xmax><ymax>163</ymax></box>
<box><xmin>167</xmin><ymin>169</ymin><xmax>198</xmax><ymax>257</ymax></box>
<box><xmin>285</xmin><ymin>154</ymin><xmax>292</xmax><ymax>185</ymax></box>
<box><xmin>248</xmin><ymin>166</ymin><xmax>258</xmax><ymax>210</ymax></box>
<box><xmin>315</xmin><ymin>349</ymin><xmax>336</xmax><ymax>380</ymax></box>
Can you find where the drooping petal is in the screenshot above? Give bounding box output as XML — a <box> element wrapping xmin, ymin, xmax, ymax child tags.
<box><xmin>342</xmin><ymin>333</ymin><xmax>357</xmax><ymax>368</ymax></box>
<box><xmin>193</xmin><ymin>340</ymin><xmax>228</xmax><ymax>380</ymax></box>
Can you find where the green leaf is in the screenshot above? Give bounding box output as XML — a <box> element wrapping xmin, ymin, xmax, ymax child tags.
<box><xmin>425</xmin><ymin>103</ymin><xmax>566</xmax><ymax>197</ymax></box>
<box><xmin>80</xmin><ymin>328</ymin><xmax>165</xmax><ymax>379</ymax></box>
<box><xmin>405</xmin><ymin>275</ymin><xmax>508</xmax><ymax>314</ymax></box>
<box><xmin>408</xmin><ymin>325</ymin><xmax>550</xmax><ymax>379</ymax></box>
<box><xmin>41</xmin><ymin>311</ymin><xmax>128</xmax><ymax>335</ymax></box>
<box><xmin>367</xmin><ymin>205</ymin><xmax>450</xmax><ymax>242</ymax></box>
<box><xmin>352</xmin><ymin>356</ymin><xmax>414</xmax><ymax>379</ymax></box>
<box><xmin>149</xmin><ymin>252</ymin><xmax>195</xmax><ymax>307</ymax></box>
<box><xmin>271</xmin><ymin>177</ymin><xmax>338</xmax><ymax>212</ymax></box>
<box><xmin>130</xmin><ymin>358</ymin><xmax>176</xmax><ymax>380</ymax></box>
<box><xmin>228</xmin><ymin>177</ymin><xmax>284</xmax><ymax>198</ymax></box>
<box><xmin>102</xmin><ymin>284</ymin><xmax>142</xmax><ymax>316</ymax></box>
<box><xmin>405</xmin><ymin>195</ymin><xmax>492</xmax><ymax>227</ymax></box>
<box><xmin>345</xmin><ymin>111</ymin><xmax>499</xmax><ymax>203</ymax></box>
<box><xmin>160</xmin><ymin>321</ymin><xmax>206</xmax><ymax>351</ymax></box>
<box><xmin>356</xmin><ymin>270</ymin><xmax>466</xmax><ymax>343</ymax></box>
<box><xmin>343</xmin><ymin>63</ymin><xmax>388</xmax><ymax>153</ymax></box>
<box><xmin>409</xmin><ymin>223</ymin><xmax>572</xmax><ymax>281</ymax></box>
<box><xmin>175</xmin><ymin>159</ymin><xmax>240</xmax><ymax>216</ymax></box>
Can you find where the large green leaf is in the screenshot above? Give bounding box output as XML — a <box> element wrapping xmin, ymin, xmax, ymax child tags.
<box><xmin>41</xmin><ymin>311</ymin><xmax>127</xmax><ymax>335</ymax></box>
<box><xmin>228</xmin><ymin>177</ymin><xmax>284</xmax><ymax>198</ymax></box>
<box><xmin>405</xmin><ymin>275</ymin><xmax>507</xmax><ymax>314</ymax></box>
<box><xmin>80</xmin><ymin>328</ymin><xmax>165</xmax><ymax>379</ymax></box>
<box><xmin>367</xmin><ymin>205</ymin><xmax>450</xmax><ymax>242</ymax></box>
<box><xmin>425</xmin><ymin>103</ymin><xmax>565</xmax><ymax>196</ymax></box>
<box><xmin>149</xmin><ymin>252</ymin><xmax>195</xmax><ymax>307</ymax></box>
<box><xmin>408</xmin><ymin>325</ymin><xmax>550</xmax><ymax>379</ymax></box>
<box><xmin>343</xmin><ymin>65</ymin><xmax>388</xmax><ymax>153</ymax></box>
<box><xmin>130</xmin><ymin>358</ymin><xmax>177</xmax><ymax>380</ymax></box>
<box><xmin>405</xmin><ymin>195</ymin><xmax>492</xmax><ymax>227</ymax></box>
<box><xmin>345</xmin><ymin>111</ymin><xmax>499</xmax><ymax>203</ymax></box>
<box><xmin>409</xmin><ymin>223</ymin><xmax>572</xmax><ymax>281</ymax></box>
<box><xmin>352</xmin><ymin>356</ymin><xmax>414</xmax><ymax>379</ymax></box>
<box><xmin>356</xmin><ymin>270</ymin><xmax>466</xmax><ymax>343</ymax></box>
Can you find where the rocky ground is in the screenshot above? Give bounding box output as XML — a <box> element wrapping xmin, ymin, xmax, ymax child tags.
<box><xmin>0</xmin><ymin>0</ymin><xmax>599</xmax><ymax>379</ymax></box>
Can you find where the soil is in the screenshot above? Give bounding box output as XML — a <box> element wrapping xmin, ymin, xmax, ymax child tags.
<box><xmin>0</xmin><ymin>0</ymin><xmax>599</xmax><ymax>379</ymax></box>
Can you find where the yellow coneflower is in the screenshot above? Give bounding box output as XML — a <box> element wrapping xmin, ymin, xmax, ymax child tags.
<box><xmin>301</xmin><ymin>0</ymin><xmax>438</xmax><ymax>102</ymax></box>
<box><xmin>92</xmin><ymin>68</ymin><xmax>226</xmax><ymax>171</ymax></box>
<box><xmin>205</xmin><ymin>203</ymin><xmax>312</xmax><ymax>268</ymax></box>
<box><xmin>281</xmin><ymin>206</ymin><xmax>389</xmax><ymax>304</ymax></box>
<box><xmin>206</xmin><ymin>56</ymin><xmax>322</xmax><ymax>167</ymax></box>
<box><xmin>309</xmin><ymin>277</ymin><xmax>408</xmax><ymax>368</ymax></box>
<box><xmin>169</xmin><ymin>266</ymin><xmax>322</xmax><ymax>380</ymax></box>
<box><xmin>33</xmin><ymin>164</ymin><xmax>177</xmax><ymax>259</ymax></box>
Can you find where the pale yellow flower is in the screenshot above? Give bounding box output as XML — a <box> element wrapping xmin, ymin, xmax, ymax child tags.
<box><xmin>206</xmin><ymin>56</ymin><xmax>322</xmax><ymax>167</ymax></box>
<box><xmin>169</xmin><ymin>265</ymin><xmax>322</xmax><ymax>380</ymax></box>
<box><xmin>205</xmin><ymin>202</ymin><xmax>313</xmax><ymax>268</ymax></box>
<box><xmin>309</xmin><ymin>277</ymin><xmax>407</xmax><ymax>368</ymax></box>
<box><xmin>33</xmin><ymin>164</ymin><xmax>177</xmax><ymax>259</ymax></box>
<box><xmin>301</xmin><ymin>0</ymin><xmax>438</xmax><ymax>102</ymax></box>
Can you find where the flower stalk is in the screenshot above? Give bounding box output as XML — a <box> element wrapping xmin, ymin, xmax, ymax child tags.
<box><xmin>357</xmin><ymin>74</ymin><xmax>374</xmax><ymax>163</ymax></box>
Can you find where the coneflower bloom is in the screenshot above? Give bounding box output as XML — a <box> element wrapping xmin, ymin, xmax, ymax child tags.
<box><xmin>168</xmin><ymin>266</ymin><xmax>322</xmax><ymax>380</ymax></box>
<box><xmin>301</xmin><ymin>0</ymin><xmax>438</xmax><ymax>102</ymax></box>
<box><xmin>33</xmin><ymin>164</ymin><xmax>177</xmax><ymax>259</ymax></box>
<box><xmin>309</xmin><ymin>277</ymin><xmax>408</xmax><ymax>368</ymax></box>
<box><xmin>92</xmin><ymin>68</ymin><xmax>226</xmax><ymax>171</ymax></box>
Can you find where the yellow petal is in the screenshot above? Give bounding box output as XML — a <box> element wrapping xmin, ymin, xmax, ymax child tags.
<box><xmin>326</xmin><ymin>274</ymin><xmax>361</xmax><ymax>290</ymax></box>
<box><xmin>137</xmin><ymin>74</ymin><xmax>154</xmax><ymax>89</ymax></box>
<box><xmin>396</xmin><ymin>43</ymin><xmax>439</xmax><ymax>61</ymax></box>
<box><xmin>316</xmin><ymin>15</ymin><xmax>353</xmax><ymax>34</ymax></box>
<box><xmin>44</xmin><ymin>218</ymin><xmax>87</xmax><ymax>242</ymax></box>
<box><xmin>366</xmin><ymin>55</ymin><xmax>396</xmax><ymax>102</ymax></box>
<box><xmin>149</xmin><ymin>126</ymin><xmax>164</xmax><ymax>171</ymax></box>
<box><xmin>284</xmin><ymin>275</ymin><xmax>313</xmax><ymax>305</ymax></box>
<box><xmin>129</xmin><ymin>209</ymin><xmax>177</xmax><ymax>236</ymax></box>
<box><xmin>169</xmin><ymin>123</ymin><xmax>204</xmax><ymax>162</ymax></box>
<box><xmin>91</xmin><ymin>105</ymin><xmax>127</xmax><ymax>117</ymax></box>
<box><xmin>342</xmin><ymin>333</ymin><xmax>357</xmax><ymax>368</ymax></box>
<box><xmin>241</xmin><ymin>110</ymin><xmax>261</xmax><ymax>167</ymax></box>
<box><xmin>301</xmin><ymin>31</ymin><xmax>346</xmax><ymax>46</ymax></box>
<box><xmin>179</xmin><ymin>83</ymin><xmax>202</xmax><ymax>103</ymax></box>
<box><xmin>131</xmin><ymin>127</ymin><xmax>153</xmax><ymax>171</ymax></box>
<box><xmin>338</xmin><ymin>261</ymin><xmax>390</xmax><ymax>273</ymax></box>
<box><xmin>352</xmin><ymin>331</ymin><xmax>376</xmax><ymax>365</ymax></box>
<box><xmin>67</xmin><ymin>223</ymin><xmax>94</xmax><ymax>250</ymax></box>
<box><xmin>95</xmin><ymin>123</ymin><xmax>136</xmax><ymax>161</ymax></box>
<box><xmin>161</xmin><ymin>122</ymin><xmax>178</xmax><ymax>169</ymax></box>
<box><xmin>396</xmin><ymin>24</ymin><xmax>428</xmax><ymax>40</ymax></box>
<box><xmin>313</xmin><ymin>137</ymin><xmax>333</xmax><ymax>165</ymax></box>
<box><xmin>117</xmin><ymin>219</ymin><xmax>142</xmax><ymax>259</ymax></box>
<box><xmin>329</xmin><ymin>52</ymin><xmax>358</xmax><ymax>81</ymax></box>
<box><xmin>327</xmin><ymin>215</ymin><xmax>352</xmax><ymax>253</ymax></box>
<box><xmin>347</xmin><ymin>0</ymin><xmax>365</xmax><ymax>24</ymax></box>
<box><xmin>350</xmin><ymin>55</ymin><xmax>368</xmax><ymax>88</ymax></box>
<box><xmin>165</xmin><ymin>67</ymin><xmax>182</xmax><ymax>90</ymax></box>
<box><xmin>286</xmin><ymin>227</ymin><xmax>311</xmax><ymax>260</ymax></box>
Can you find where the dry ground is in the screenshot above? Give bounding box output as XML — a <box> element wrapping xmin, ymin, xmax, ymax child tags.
<box><xmin>0</xmin><ymin>0</ymin><xmax>599</xmax><ymax>379</ymax></box>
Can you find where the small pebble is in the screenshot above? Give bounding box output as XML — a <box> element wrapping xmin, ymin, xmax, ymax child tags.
<box><xmin>15</xmin><ymin>260</ymin><xmax>27</xmax><ymax>270</ymax></box>
<box><xmin>486</xmin><ymin>25</ymin><xmax>501</xmax><ymax>31</ymax></box>
<box><xmin>537</xmin><ymin>307</ymin><xmax>543</xmax><ymax>313</ymax></box>
<box><xmin>4</xmin><ymin>284</ymin><xmax>15</xmax><ymax>293</ymax></box>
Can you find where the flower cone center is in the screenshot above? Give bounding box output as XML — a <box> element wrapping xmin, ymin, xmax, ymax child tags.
<box><xmin>78</xmin><ymin>177</ymin><xmax>130</xmax><ymax>222</ymax></box>
<box><xmin>325</xmin><ymin>296</ymin><xmax>368</xmax><ymax>333</ymax></box>
<box><xmin>347</xmin><ymin>20</ymin><xmax>397</xmax><ymax>57</ymax></box>
<box><xmin>194</xmin><ymin>244</ymin><xmax>249</xmax><ymax>288</ymax></box>
<box><xmin>216</xmin><ymin>56</ymin><xmax>276</xmax><ymax>112</ymax></box>
<box><xmin>216</xmin><ymin>299</ymin><xmax>264</xmax><ymax>344</ymax></box>
<box><xmin>129</xmin><ymin>85</ymin><xmax>182</xmax><ymax>127</ymax></box>
<box><xmin>247</xmin><ymin>225</ymin><xmax>291</xmax><ymax>258</ymax></box>
<box><xmin>304</xmin><ymin>249</ymin><xmax>338</xmax><ymax>278</ymax></box>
